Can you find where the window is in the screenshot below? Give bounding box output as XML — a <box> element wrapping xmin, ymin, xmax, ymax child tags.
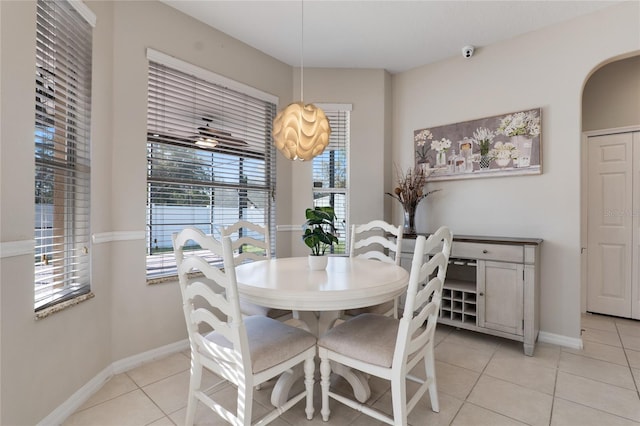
<box><xmin>146</xmin><ymin>50</ymin><xmax>277</xmax><ymax>280</ymax></box>
<box><xmin>34</xmin><ymin>0</ymin><xmax>95</xmax><ymax>312</ymax></box>
<box><xmin>312</xmin><ymin>105</ymin><xmax>351</xmax><ymax>254</ymax></box>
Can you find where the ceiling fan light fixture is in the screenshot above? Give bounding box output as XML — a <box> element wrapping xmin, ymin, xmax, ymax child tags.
<box><xmin>272</xmin><ymin>101</ymin><xmax>331</xmax><ymax>161</ymax></box>
<box><xmin>195</xmin><ymin>137</ymin><xmax>218</xmax><ymax>149</ymax></box>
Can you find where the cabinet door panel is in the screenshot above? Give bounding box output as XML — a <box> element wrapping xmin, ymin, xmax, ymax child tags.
<box><xmin>478</xmin><ymin>260</ymin><xmax>524</xmax><ymax>336</ymax></box>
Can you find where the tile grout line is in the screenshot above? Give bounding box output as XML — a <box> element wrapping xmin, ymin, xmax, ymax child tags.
<box><xmin>614</xmin><ymin>318</ymin><xmax>640</xmax><ymax>399</ymax></box>
<box><xmin>138</xmin><ymin>384</ymin><xmax>177</xmax><ymax>425</ymax></box>
<box><xmin>566</xmin><ymin>328</ymin><xmax>630</xmax><ymax>367</ymax></box>
<box><xmin>569</xmin><ymin>320</ymin><xmax>640</xmax><ymax>392</ymax></box>
<box><xmin>557</xmin><ymin>360</ymin><xmax>639</xmax><ymax>392</ymax></box>
<box><xmin>70</xmin><ymin>385</ymin><xmax>140</xmax><ymax>415</ymax></box>
<box><xmin>552</xmin><ymin>394</ymin><xmax>640</xmax><ymax>425</ymax></box>
<box><xmin>552</xmin><ymin>316</ymin><xmax>640</xmax><ymax>424</ymax></box>
<box><xmin>446</xmin><ymin>337</ymin><xmax>528</xmax><ymax>426</ymax></box>
<box><xmin>129</xmin><ymin>370</ymin><xmax>178</xmax><ymax>426</ymax></box>
<box><xmin>547</xmin><ymin>348</ymin><xmax>561</xmax><ymax>426</ymax></box>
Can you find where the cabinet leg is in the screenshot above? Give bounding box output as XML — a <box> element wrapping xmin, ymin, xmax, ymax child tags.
<box><xmin>524</xmin><ymin>343</ymin><xmax>534</xmax><ymax>356</ymax></box>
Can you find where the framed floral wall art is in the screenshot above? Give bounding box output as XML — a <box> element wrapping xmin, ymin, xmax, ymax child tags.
<box><xmin>414</xmin><ymin>108</ymin><xmax>542</xmax><ymax>181</ymax></box>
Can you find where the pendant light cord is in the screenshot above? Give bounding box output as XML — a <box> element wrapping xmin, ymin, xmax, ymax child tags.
<box><xmin>300</xmin><ymin>0</ymin><xmax>304</xmax><ymax>103</ymax></box>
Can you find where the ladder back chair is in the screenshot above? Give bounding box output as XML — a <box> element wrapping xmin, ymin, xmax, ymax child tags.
<box><xmin>318</xmin><ymin>226</ymin><xmax>453</xmax><ymax>426</ymax></box>
<box><xmin>173</xmin><ymin>227</ymin><xmax>316</xmax><ymax>426</ymax></box>
<box><xmin>222</xmin><ymin>220</ymin><xmax>289</xmax><ymax>319</ymax></box>
<box><xmin>345</xmin><ymin>220</ymin><xmax>404</xmax><ymax>318</ymax></box>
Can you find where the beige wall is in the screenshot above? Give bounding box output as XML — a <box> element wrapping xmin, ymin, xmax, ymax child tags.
<box><xmin>391</xmin><ymin>2</ymin><xmax>639</xmax><ymax>340</ymax></box>
<box><xmin>582</xmin><ymin>55</ymin><xmax>640</xmax><ymax>131</ymax></box>
<box><xmin>1</xmin><ymin>0</ymin><xmax>639</xmax><ymax>423</ymax></box>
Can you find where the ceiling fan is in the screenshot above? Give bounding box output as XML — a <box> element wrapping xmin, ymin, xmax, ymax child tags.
<box><xmin>195</xmin><ymin>118</ymin><xmax>246</xmax><ymax>149</ymax></box>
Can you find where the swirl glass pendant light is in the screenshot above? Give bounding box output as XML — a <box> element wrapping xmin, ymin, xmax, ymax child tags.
<box><xmin>272</xmin><ymin>1</ymin><xmax>331</xmax><ymax>161</ymax></box>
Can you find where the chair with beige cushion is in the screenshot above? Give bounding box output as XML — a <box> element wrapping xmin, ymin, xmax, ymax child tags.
<box><xmin>173</xmin><ymin>226</ymin><xmax>316</xmax><ymax>426</ymax></box>
<box><xmin>318</xmin><ymin>226</ymin><xmax>452</xmax><ymax>425</ymax></box>
<box><xmin>344</xmin><ymin>220</ymin><xmax>404</xmax><ymax>318</ymax></box>
<box><xmin>222</xmin><ymin>220</ymin><xmax>290</xmax><ymax>320</ymax></box>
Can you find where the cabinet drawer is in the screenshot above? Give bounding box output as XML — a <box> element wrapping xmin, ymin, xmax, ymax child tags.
<box><xmin>452</xmin><ymin>242</ymin><xmax>523</xmax><ymax>263</ymax></box>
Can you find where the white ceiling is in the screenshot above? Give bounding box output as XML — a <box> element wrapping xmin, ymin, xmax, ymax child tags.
<box><xmin>161</xmin><ymin>1</ymin><xmax>621</xmax><ymax>74</ymax></box>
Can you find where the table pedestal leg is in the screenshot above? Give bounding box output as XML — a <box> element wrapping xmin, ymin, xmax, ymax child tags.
<box><xmin>270</xmin><ymin>365</ymin><xmax>302</xmax><ymax>408</ymax></box>
<box><xmin>293</xmin><ymin>310</ymin><xmax>341</xmax><ymax>336</ymax></box>
<box><xmin>270</xmin><ymin>310</ymin><xmax>371</xmax><ymax>406</ymax></box>
<box><xmin>269</xmin><ymin>362</ymin><xmax>371</xmax><ymax>407</ymax></box>
<box><xmin>330</xmin><ymin>361</ymin><xmax>371</xmax><ymax>402</ymax></box>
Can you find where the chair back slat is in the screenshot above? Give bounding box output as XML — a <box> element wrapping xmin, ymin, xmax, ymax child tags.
<box><xmin>406</xmin><ymin>301</ymin><xmax>439</xmax><ymax>355</ymax></box>
<box><xmin>190</xmin><ymin>307</ymin><xmax>234</xmax><ymax>342</ymax></box>
<box><xmin>223</xmin><ymin>220</ymin><xmax>271</xmax><ymax>265</ymax></box>
<box><xmin>350</xmin><ymin>220</ymin><xmax>403</xmax><ymax>266</ymax></box>
<box><xmin>354</xmin><ymin>246</ymin><xmax>397</xmax><ymax>264</ymax></box>
<box><xmin>177</xmin><ymin>253</ymin><xmax>237</xmax><ymax>320</ymax></box>
<box><xmin>413</xmin><ymin>255</ymin><xmax>446</xmax><ymax>308</ymax></box>
<box><xmin>185</xmin><ymin>281</ymin><xmax>234</xmax><ymax>322</ymax></box>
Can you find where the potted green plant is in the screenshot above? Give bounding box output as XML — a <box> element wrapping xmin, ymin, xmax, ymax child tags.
<box><xmin>302</xmin><ymin>206</ymin><xmax>338</xmax><ymax>270</ymax></box>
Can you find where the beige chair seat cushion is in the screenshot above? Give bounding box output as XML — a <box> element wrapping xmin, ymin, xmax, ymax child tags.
<box><xmin>206</xmin><ymin>315</ymin><xmax>316</xmax><ymax>373</ymax></box>
<box><xmin>343</xmin><ymin>300</ymin><xmax>395</xmax><ymax>317</ymax></box>
<box><xmin>319</xmin><ymin>313</ymin><xmax>399</xmax><ymax>368</ymax></box>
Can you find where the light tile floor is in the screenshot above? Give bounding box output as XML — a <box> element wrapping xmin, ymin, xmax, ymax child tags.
<box><xmin>63</xmin><ymin>313</ymin><xmax>640</xmax><ymax>425</ymax></box>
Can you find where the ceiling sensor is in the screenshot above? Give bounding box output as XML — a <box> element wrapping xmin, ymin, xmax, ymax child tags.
<box><xmin>462</xmin><ymin>45</ymin><xmax>475</xmax><ymax>58</ymax></box>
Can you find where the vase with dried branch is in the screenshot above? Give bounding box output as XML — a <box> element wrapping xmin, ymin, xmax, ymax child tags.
<box><xmin>385</xmin><ymin>166</ymin><xmax>440</xmax><ymax>235</ymax></box>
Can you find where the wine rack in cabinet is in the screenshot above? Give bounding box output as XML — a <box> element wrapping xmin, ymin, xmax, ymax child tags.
<box><xmin>398</xmin><ymin>235</ymin><xmax>542</xmax><ymax>356</ymax></box>
<box><xmin>440</xmin><ymin>259</ymin><xmax>478</xmax><ymax>326</ymax></box>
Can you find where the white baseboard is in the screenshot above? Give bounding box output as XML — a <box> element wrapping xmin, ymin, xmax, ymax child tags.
<box><xmin>38</xmin><ymin>339</ymin><xmax>189</xmax><ymax>426</ymax></box>
<box><xmin>538</xmin><ymin>331</ymin><xmax>583</xmax><ymax>350</ymax></box>
<box><xmin>37</xmin><ymin>366</ymin><xmax>113</xmax><ymax>426</ymax></box>
<box><xmin>111</xmin><ymin>339</ymin><xmax>189</xmax><ymax>374</ymax></box>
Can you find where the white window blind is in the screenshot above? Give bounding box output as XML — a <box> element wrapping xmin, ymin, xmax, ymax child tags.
<box><xmin>312</xmin><ymin>107</ymin><xmax>350</xmax><ymax>254</ymax></box>
<box><xmin>34</xmin><ymin>0</ymin><xmax>93</xmax><ymax>311</ymax></box>
<box><xmin>146</xmin><ymin>60</ymin><xmax>277</xmax><ymax>279</ymax></box>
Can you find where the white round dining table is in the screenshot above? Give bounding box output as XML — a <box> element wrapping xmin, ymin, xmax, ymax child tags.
<box><xmin>234</xmin><ymin>255</ymin><xmax>409</xmax><ymax>312</ymax></box>
<box><xmin>234</xmin><ymin>256</ymin><xmax>409</xmax><ymax>406</ymax></box>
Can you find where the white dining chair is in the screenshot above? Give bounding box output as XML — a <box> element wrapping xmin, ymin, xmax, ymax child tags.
<box><xmin>173</xmin><ymin>227</ymin><xmax>316</xmax><ymax>426</ymax></box>
<box><xmin>318</xmin><ymin>226</ymin><xmax>453</xmax><ymax>426</ymax></box>
<box><xmin>222</xmin><ymin>220</ymin><xmax>271</xmax><ymax>263</ymax></box>
<box><xmin>344</xmin><ymin>220</ymin><xmax>404</xmax><ymax>318</ymax></box>
<box><xmin>222</xmin><ymin>220</ymin><xmax>289</xmax><ymax>320</ymax></box>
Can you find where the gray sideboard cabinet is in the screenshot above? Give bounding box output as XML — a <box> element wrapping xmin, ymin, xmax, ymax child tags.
<box><xmin>398</xmin><ymin>235</ymin><xmax>542</xmax><ymax>356</ymax></box>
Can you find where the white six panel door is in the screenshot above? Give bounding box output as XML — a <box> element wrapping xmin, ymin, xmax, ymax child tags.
<box><xmin>587</xmin><ymin>132</ymin><xmax>634</xmax><ymax>317</ymax></box>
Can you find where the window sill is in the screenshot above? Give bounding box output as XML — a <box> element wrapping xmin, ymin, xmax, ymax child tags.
<box><xmin>35</xmin><ymin>292</ymin><xmax>95</xmax><ymax>320</ymax></box>
<box><xmin>147</xmin><ymin>271</ymin><xmax>201</xmax><ymax>285</ymax></box>
<box><xmin>147</xmin><ymin>275</ymin><xmax>178</xmax><ymax>285</ymax></box>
